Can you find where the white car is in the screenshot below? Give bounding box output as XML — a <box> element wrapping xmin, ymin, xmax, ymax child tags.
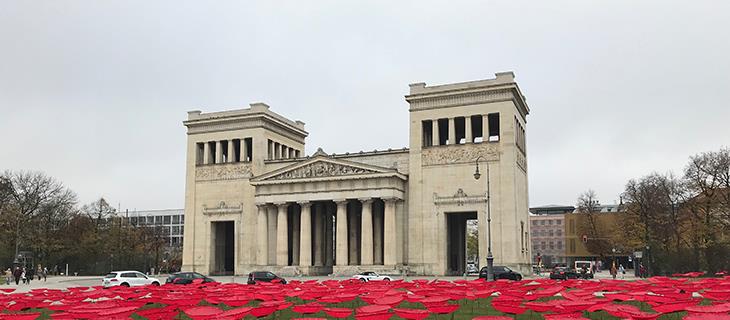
<box><xmin>103</xmin><ymin>271</ymin><xmax>161</xmax><ymax>288</ymax></box>
<box><xmin>352</xmin><ymin>271</ymin><xmax>392</xmax><ymax>282</ymax></box>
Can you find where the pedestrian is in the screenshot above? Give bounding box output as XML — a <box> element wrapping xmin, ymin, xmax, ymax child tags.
<box><xmin>4</xmin><ymin>268</ymin><xmax>11</xmax><ymax>285</ymax></box>
<box><xmin>639</xmin><ymin>263</ymin><xmax>646</xmax><ymax>278</ymax></box>
<box><xmin>21</xmin><ymin>268</ymin><xmax>26</xmax><ymax>284</ymax></box>
<box><xmin>36</xmin><ymin>266</ymin><xmax>43</xmax><ymax>281</ymax></box>
<box><xmin>610</xmin><ymin>263</ymin><xmax>617</xmax><ymax>280</ymax></box>
<box><xmin>26</xmin><ymin>267</ymin><xmax>34</xmax><ymax>285</ymax></box>
<box><xmin>12</xmin><ymin>267</ymin><xmax>21</xmax><ymax>285</ymax></box>
<box><xmin>42</xmin><ymin>267</ymin><xmax>48</xmax><ymax>281</ymax></box>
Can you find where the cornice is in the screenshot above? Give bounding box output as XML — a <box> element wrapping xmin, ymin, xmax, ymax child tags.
<box><xmin>406</xmin><ymin>85</ymin><xmax>529</xmax><ymax>121</ymax></box>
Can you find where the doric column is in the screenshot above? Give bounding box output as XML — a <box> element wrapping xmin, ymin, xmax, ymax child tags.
<box><xmin>215</xmin><ymin>141</ymin><xmax>223</xmax><ymax>163</ymax></box>
<box><xmin>299</xmin><ymin>202</ymin><xmax>312</xmax><ymax>267</ymax></box>
<box><xmin>465</xmin><ymin>116</ymin><xmax>473</xmax><ymax>143</ymax></box>
<box><xmin>360</xmin><ymin>198</ymin><xmax>374</xmax><ymax>265</ymax></box>
<box><xmin>482</xmin><ymin>114</ymin><xmax>489</xmax><ymax>142</ymax></box>
<box><xmin>373</xmin><ymin>203</ymin><xmax>383</xmax><ymax>265</ymax></box>
<box><xmin>335</xmin><ymin>200</ymin><xmax>348</xmax><ymax>266</ymax></box>
<box><xmin>240</xmin><ymin>139</ymin><xmax>248</xmax><ymax>162</ymax></box>
<box><xmin>203</xmin><ymin>142</ymin><xmax>211</xmax><ymax>164</ymax></box>
<box><xmin>267</xmin><ymin>205</ymin><xmax>277</xmax><ymax>265</ymax></box>
<box><xmin>448</xmin><ymin>118</ymin><xmax>456</xmax><ymax>145</ymax></box>
<box><xmin>325</xmin><ymin>203</ymin><xmax>334</xmax><ymax>266</ymax></box>
<box><xmin>292</xmin><ymin>207</ymin><xmax>300</xmax><ymax>265</ymax></box>
<box><xmin>431</xmin><ymin>120</ymin><xmax>439</xmax><ymax>146</ymax></box>
<box><xmin>384</xmin><ymin>199</ymin><xmax>397</xmax><ymax>266</ymax></box>
<box><xmin>256</xmin><ymin>204</ymin><xmax>269</xmax><ymax>265</ymax></box>
<box><xmin>228</xmin><ymin>140</ymin><xmax>235</xmax><ymax>163</ymax></box>
<box><xmin>313</xmin><ymin>203</ymin><xmax>324</xmax><ymax>266</ymax></box>
<box><xmin>276</xmin><ymin>203</ymin><xmax>289</xmax><ymax>266</ymax></box>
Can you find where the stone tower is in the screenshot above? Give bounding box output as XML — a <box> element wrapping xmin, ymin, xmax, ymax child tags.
<box><xmin>405</xmin><ymin>72</ymin><xmax>531</xmax><ymax>275</ymax></box>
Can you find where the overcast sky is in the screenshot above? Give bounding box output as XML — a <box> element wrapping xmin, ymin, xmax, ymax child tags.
<box><xmin>1</xmin><ymin>1</ymin><xmax>729</xmax><ymax>211</ymax></box>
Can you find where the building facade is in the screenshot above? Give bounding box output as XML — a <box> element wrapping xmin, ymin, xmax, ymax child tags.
<box><xmin>126</xmin><ymin>209</ymin><xmax>185</xmax><ymax>247</ymax></box>
<box><xmin>528</xmin><ymin>205</ymin><xmax>574</xmax><ymax>267</ymax></box>
<box><xmin>182</xmin><ymin>72</ymin><xmax>531</xmax><ymax>276</ymax></box>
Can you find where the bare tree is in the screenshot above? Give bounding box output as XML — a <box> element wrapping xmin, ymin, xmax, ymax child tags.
<box><xmin>81</xmin><ymin>198</ymin><xmax>117</xmax><ymax>227</ymax></box>
<box><xmin>576</xmin><ymin>190</ymin><xmax>613</xmax><ymax>257</ymax></box>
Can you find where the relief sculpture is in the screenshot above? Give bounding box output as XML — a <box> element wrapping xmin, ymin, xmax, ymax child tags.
<box><xmin>196</xmin><ymin>163</ymin><xmax>253</xmax><ymax>181</ymax></box>
<box><xmin>422</xmin><ymin>143</ymin><xmax>499</xmax><ymax>166</ymax></box>
<box><xmin>270</xmin><ymin>162</ymin><xmax>376</xmax><ymax>180</ymax></box>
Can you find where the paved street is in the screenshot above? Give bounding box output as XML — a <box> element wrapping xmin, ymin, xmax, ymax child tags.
<box><xmin>1</xmin><ymin>270</ymin><xmax>641</xmax><ymax>293</ymax></box>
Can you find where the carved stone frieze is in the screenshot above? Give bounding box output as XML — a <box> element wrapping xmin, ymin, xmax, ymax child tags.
<box><xmin>433</xmin><ymin>189</ymin><xmax>487</xmax><ymax>206</ymax></box>
<box><xmin>203</xmin><ymin>201</ymin><xmax>243</xmax><ymax>215</ymax></box>
<box><xmin>422</xmin><ymin>143</ymin><xmax>499</xmax><ymax>166</ymax></box>
<box><xmin>196</xmin><ymin>163</ymin><xmax>253</xmax><ymax>181</ymax></box>
<box><xmin>269</xmin><ymin>161</ymin><xmax>377</xmax><ymax>180</ymax></box>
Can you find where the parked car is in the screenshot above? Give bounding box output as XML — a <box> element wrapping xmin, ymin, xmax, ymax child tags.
<box><xmin>467</xmin><ymin>264</ymin><xmax>479</xmax><ymax>275</ymax></box>
<box><xmin>479</xmin><ymin>266</ymin><xmax>522</xmax><ymax>281</ymax></box>
<box><xmin>574</xmin><ymin>261</ymin><xmax>595</xmax><ymax>279</ymax></box>
<box><xmin>165</xmin><ymin>272</ymin><xmax>216</xmax><ymax>285</ymax></box>
<box><xmin>549</xmin><ymin>267</ymin><xmax>580</xmax><ymax>280</ymax></box>
<box><xmin>103</xmin><ymin>271</ymin><xmax>160</xmax><ymax>288</ymax></box>
<box><xmin>352</xmin><ymin>271</ymin><xmax>392</xmax><ymax>282</ymax></box>
<box><xmin>247</xmin><ymin>271</ymin><xmax>287</xmax><ymax>284</ymax></box>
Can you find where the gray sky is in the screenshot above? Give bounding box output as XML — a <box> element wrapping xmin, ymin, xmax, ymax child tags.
<box><xmin>2</xmin><ymin>1</ymin><xmax>729</xmax><ymax>210</ymax></box>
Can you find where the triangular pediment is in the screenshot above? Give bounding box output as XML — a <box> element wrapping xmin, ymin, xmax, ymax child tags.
<box><xmin>252</xmin><ymin>156</ymin><xmax>396</xmax><ymax>183</ymax></box>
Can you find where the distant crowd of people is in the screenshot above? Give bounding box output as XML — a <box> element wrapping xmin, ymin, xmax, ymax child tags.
<box><xmin>4</xmin><ymin>265</ymin><xmax>49</xmax><ymax>285</ymax></box>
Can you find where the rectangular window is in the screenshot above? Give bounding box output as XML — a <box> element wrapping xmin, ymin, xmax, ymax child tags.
<box><xmin>548</xmin><ymin>220</ymin><xmax>553</xmax><ymax>225</ymax></box>
<box><xmin>455</xmin><ymin>117</ymin><xmax>466</xmax><ymax>144</ymax></box>
<box><xmin>172</xmin><ymin>226</ymin><xmax>180</xmax><ymax>235</ymax></box>
<box><xmin>569</xmin><ymin>219</ymin><xmax>575</xmax><ymax>234</ymax></box>
<box><xmin>195</xmin><ymin>143</ymin><xmax>204</xmax><ymax>165</ymax></box>
<box><xmin>540</xmin><ymin>220</ymin><xmax>545</xmax><ymax>225</ymax></box>
<box><xmin>541</xmin><ymin>241</ymin><xmax>546</xmax><ymax>250</ymax></box>
<box><xmin>531</xmin><ymin>220</ymin><xmax>537</xmax><ymax>226</ymax></box>
<box><xmin>557</xmin><ymin>241</ymin><xmax>563</xmax><ymax>249</ymax></box>
<box><xmin>570</xmin><ymin>239</ymin><xmax>576</xmax><ymax>253</ymax></box>
<box><xmin>471</xmin><ymin>115</ymin><xmax>483</xmax><ymax>143</ymax></box>
<box><xmin>163</xmin><ymin>215</ymin><xmax>171</xmax><ymax>224</ymax></box>
<box><xmin>208</xmin><ymin>141</ymin><xmax>216</xmax><ymax>164</ymax></box>
<box><xmin>437</xmin><ymin>118</ymin><xmax>449</xmax><ymax>145</ymax></box>
<box><xmin>422</xmin><ymin>120</ymin><xmax>433</xmax><ymax>147</ymax></box>
<box><xmin>221</xmin><ymin>140</ymin><xmax>229</xmax><ymax>162</ymax></box>
<box><xmin>488</xmin><ymin>113</ymin><xmax>500</xmax><ymax>141</ymax></box>
<box><xmin>172</xmin><ymin>215</ymin><xmax>180</xmax><ymax>224</ymax></box>
<box><xmin>549</xmin><ymin>241</ymin><xmax>554</xmax><ymax>250</ymax></box>
<box><xmin>556</xmin><ymin>220</ymin><xmax>562</xmax><ymax>225</ymax></box>
<box><xmin>181</xmin><ymin>216</ymin><xmax>185</xmax><ymax>224</ymax></box>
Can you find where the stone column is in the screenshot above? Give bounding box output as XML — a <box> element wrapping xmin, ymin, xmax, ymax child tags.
<box><xmin>335</xmin><ymin>200</ymin><xmax>348</xmax><ymax>266</ymax></box>
<box><xmin>256</xmin><ymin>205</ymin><xmax>268</xmax><ymax>265</ymax></box>
<box><xmin>299</xmin><ymin>202</ymin><xmax>312</xmax><ymax>267</ymax></box>
<box><xmin>348</xmin><ymin>204</ymin><xmax>358</xmax><ymax>265</ymax></box>
<box><xmin>228</xmin><ymin>140</ymin><xmax>235</xmax><ymax>163</ymax></box>
<box><xmin>465</xmin><ymin>116</ymin><xmax>473</xmax><ymax>143</ymax></box>
<box><xmin>267</xmin><ymin>205</ymin><xmax>277</xmax><ymax>265</ymax></box>
<box><xmin>313</xmin><ymin>203</ymin><xmax>324</xmax><ymax>266</ymax></box>
<box><xmin>384</xmin><ymin>199</ymin><xmax>397</xmax><ymax>266</ymax></box>
<box><xmin>431</xmin><ymin>120</ymin><xmax>439</xmax><ymax>146</ymax></box>
<box><xmin>292</xmin><ymin>207</ymin><xmax>300</xmax><ymax>265</ymax></box>
<box><xmin>325</xmin><ymin>203</ymin><xmax>334</xmax><ymax>266</ymax></box>
<box><xmin>276</xmin><ymin>203</ymin><xmax>289</xmax><ymax>266</ymax></box>
<box><xmin>215</xmin><ymin>141</ymin><xmax>223</xmax><ymax>163</ymax></box>
<box><xmin>203</xmin><ymin>142</ymin><xmax>211</xmax><ymax>164</ymax></box>
<box><xmin>448</xmin><ymin>118</ymin><xmax>456</xmax><ymax>145</ymax></box>
<box><xmin>360</xmin><ymin>198</ymin><xmax>374</xmax><ymax>265</ymax></box>
<box><xmin>373</xmin><ymin>202</ymin><xmax>383</xmax><ymax>265</ymax></box>
<box><xmin>482</xmin><ymin>114</ymin><xmax>489</xmax><ymax>142</ymax></box>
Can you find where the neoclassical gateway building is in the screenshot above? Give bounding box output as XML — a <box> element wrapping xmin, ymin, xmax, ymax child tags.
<box><xmin>182</xmin><ymin>72</ymin><xmax>531</xmax><ymax>276</ymax></box>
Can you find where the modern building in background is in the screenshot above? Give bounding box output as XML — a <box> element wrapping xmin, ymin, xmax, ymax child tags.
<box><xmin>529</xmin><ymin>205</ymin><xmax>574</xmax><ymax>266</ymax></box>
<box><xmin>125</xmin><ymin>209</ymin><xmax>185</xmax><ymax>247</ymax></box>
<box><xmin>181</xmin><ymin>72</ymin><xmax>532</xmax><ymax>276</ymax></box>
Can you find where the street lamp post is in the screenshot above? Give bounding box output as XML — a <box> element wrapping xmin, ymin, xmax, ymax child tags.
<box><xmin>473</xmin><ymin>157</ymin><xmax>494</xmax><ymax>281</ymax></box>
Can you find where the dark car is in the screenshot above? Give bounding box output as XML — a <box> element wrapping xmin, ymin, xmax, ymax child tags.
<box><xmin>479</xmin><ymin>266</ymin><xmax>523</xmax><ymax>281</ymax></box>
<box><xmin>165</xmin><ymin>272</ymin><xmax>216</xmax><ymax>285</ymax></box>
<box><xmin>549</xmin><ymin>267</ymin><xmax>580</xmax><ymax>280</ymax></box>
<box><xmin>247</xmin><ymin>271</ymin><xmax>287</xmax><ymax>285</ymax></box>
